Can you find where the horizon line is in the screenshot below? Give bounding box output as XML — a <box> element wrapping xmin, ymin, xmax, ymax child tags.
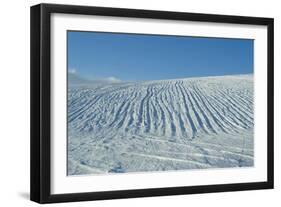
<box><xmin>68</xmin><ymin>72</ymin><xmax>253</xmax><ymax>83</ymax></box>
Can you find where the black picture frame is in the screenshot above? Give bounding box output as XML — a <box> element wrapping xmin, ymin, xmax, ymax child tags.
<box><xmin>30</xmin><ymin>3</ymin><xmax>274</xmax><ymax>204</ymax></box>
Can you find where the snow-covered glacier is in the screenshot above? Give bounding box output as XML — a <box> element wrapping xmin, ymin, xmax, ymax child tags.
<box><xmin>67</xmin><ymin>74</ymin><xmax>254</xmax><ymax>175</ymax></box>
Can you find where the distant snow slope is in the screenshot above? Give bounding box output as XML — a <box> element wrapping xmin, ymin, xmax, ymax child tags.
<box><xmin>68</xmin><ymin>74</ymin><xmax>254</xmax><ymax>175</ymax></box>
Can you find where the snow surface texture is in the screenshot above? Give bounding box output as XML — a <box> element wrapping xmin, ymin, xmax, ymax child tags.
<box><xmin>67</xmin><ymin>74</ymin><xmax>254</xmax><ymax>175</ymax></box>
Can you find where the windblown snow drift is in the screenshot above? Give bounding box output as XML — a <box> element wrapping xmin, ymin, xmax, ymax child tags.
<box><xmin>68</xmin><ymin>74</ymin><xmax>254</xmax><ymax>175</ymax></box>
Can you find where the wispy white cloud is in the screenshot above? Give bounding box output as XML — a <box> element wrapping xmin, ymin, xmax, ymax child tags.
<box><xmin>91</xmin><ymin>76</ymin><xmax>122</xmax><ymax>83</ymax></box>
<box><xmin>69</xmin><ymin>68</ymin><xmax>77</xmax><ymax>74</ymax></box>
<box><xmin>102</xmin><ymin>76</ymin><xmax>121</xmax><ymax>83</ymax></box>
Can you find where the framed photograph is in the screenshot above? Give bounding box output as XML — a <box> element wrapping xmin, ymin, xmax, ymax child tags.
<box><xmin>30</xmin><ymin>3</ymin><xmax>274</xmax><ymax>203</ymax></box>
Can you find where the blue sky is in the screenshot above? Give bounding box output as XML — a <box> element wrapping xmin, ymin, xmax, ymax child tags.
<box><xmin>68</xmin><ymin>31</ymin><xmax>253</xmax><ymax>81</ymax></box>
